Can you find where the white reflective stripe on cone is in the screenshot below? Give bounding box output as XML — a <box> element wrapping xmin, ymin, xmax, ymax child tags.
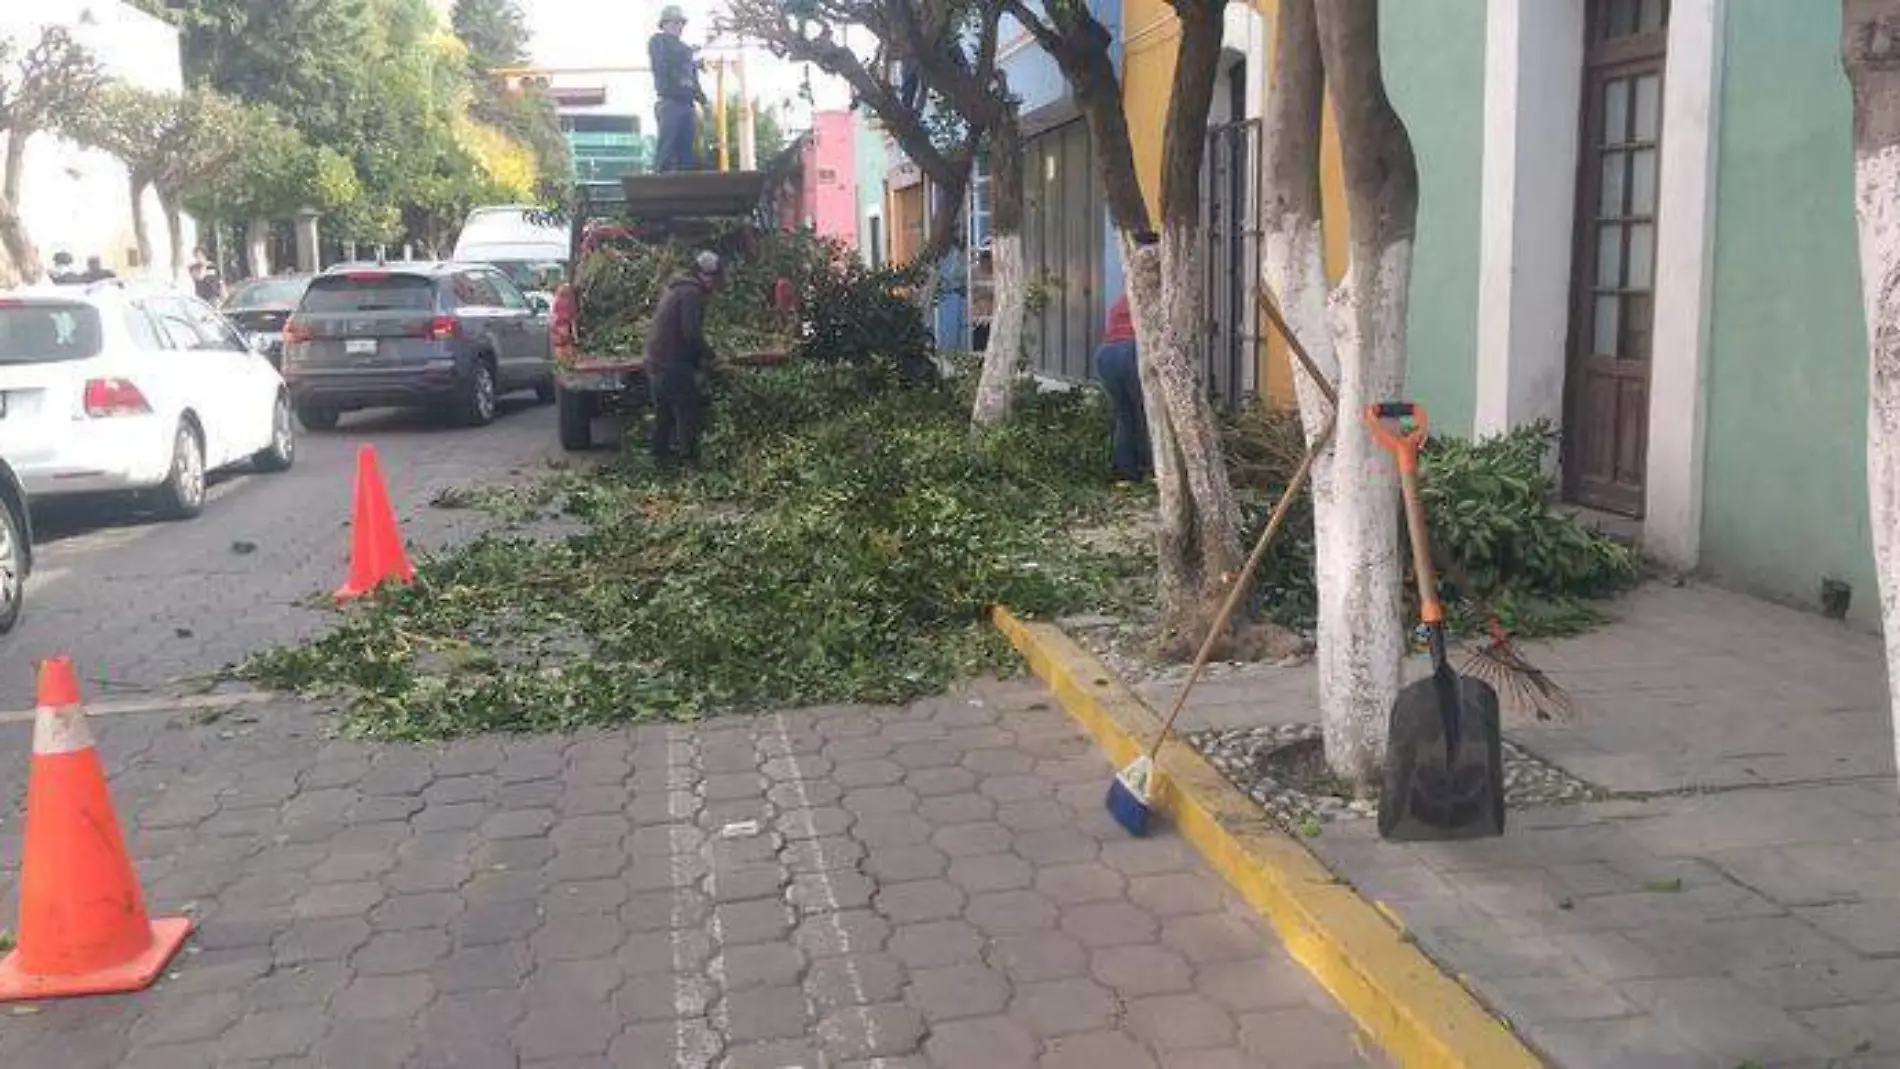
<box><xmin>33</xmin><ymin>704</ymin><xmax>96</xmax><ymax>756</ymax></box>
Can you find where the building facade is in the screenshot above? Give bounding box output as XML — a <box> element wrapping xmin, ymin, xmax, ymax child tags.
<box><xmin>797</xmin><ymin>110</ymin><xmax>858</xmax><ymax>242</ymax></box>
<box><xmin>1386</xmin><ymin>0</ymin><xmax>1875</xmax><ymax>623</ymax></box>
<box><xmin>2</xmin><ymin>0</ymin><xmax>194</xmax><ymax>281</ymax></box>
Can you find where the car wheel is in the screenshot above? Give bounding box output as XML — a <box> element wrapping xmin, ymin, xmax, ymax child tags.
<box><xmin>297</xmin><ymin>404</ymin><xmax>340</xmax><ymax>431</ymax></box>
<box><xmin>254</xmin><ymin>393</ymin><xmax>296</xmax><ymax>473</ymax></box>
<box><xmin>535</xmin><ymin>376</ymin><xmax>557</xmax><ymax>404</ymax></box>
<box><xmin>0</xmin><ymin>495</ymin><xmax>24</xmax><ymax>635</ymax></box>
<box><xmin>458</xmin><ymin>359</ymin><xmax>499</xmax><ymax>427</ymax></box>
<box><xmin>155</xmin><ymin>421</ymin><xmax>206</xmax><ymax>521</ymax></box>
<box><xmin>557</xmin><ymin>383</ymin><xmax>595</xmax><ymax>451</ymax></box>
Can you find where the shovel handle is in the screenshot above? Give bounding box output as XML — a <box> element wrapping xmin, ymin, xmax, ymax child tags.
<box><xmin>1365</xmin><ymin>403</ymin><xmax>1444</xmax><ymax>627</ymax></box>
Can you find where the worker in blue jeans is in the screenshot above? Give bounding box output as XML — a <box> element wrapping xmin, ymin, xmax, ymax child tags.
<box><xmin>1095</xmin><ymin>291</ymin><xmax>1151</xmax><ymax>484</ymax></box>
<box><xmin>649</xmin><ymin>6</ymin><xmax>706</xmax><ymax>172</ymax></box>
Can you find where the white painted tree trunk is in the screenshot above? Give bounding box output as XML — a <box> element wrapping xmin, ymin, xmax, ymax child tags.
<box><xmin>1123</xmin><ymin>227</ymin><xmax>1245</xmax><ymax>636</ymax></box>
<box><xmin>1851</xmin><ymin>142</ymin><xmax>1900</xmax><ymax>786</ymax></box>
<box><xmin>1317</xmin><ymin>245</ymin><xmax>1412</xmax><ymax>786</ymax></box>
<box><xmin>971</xmin><ymin>231</ymin><xmax>1026</xmax><ymax>426</ymax></box>
<box><xmin>248</xmin><ymin>218</ymin><xmax>272</xmax><ymax>278</ymax></box>
<box><xmin>1263</xmin><ymin>214</ymin><xmax>1399</xmax><ymax>786</ymax></box>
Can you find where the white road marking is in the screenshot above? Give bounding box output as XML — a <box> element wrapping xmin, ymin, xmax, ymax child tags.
<box><xmin>0</xmin><ymin>689</ymin><xmax>275</xmax><ymax>726</ymax></box>
<box><xmin>772</xmin><ymin>711</ymin><xmax>872</xmax><ymax>1049</ymax></box>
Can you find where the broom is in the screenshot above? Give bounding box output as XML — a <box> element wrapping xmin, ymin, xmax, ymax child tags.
<box><xmin>1106</xmin><ymin>291</ymin><xmax>1339</xmax><ymax>836</ymax></box>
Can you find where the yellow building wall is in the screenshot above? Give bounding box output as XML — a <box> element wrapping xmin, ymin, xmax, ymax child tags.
<box><xmin>1119</xmin><ymin>0</ymin><xmax>1350</xmax><ymax>409</ymax></box>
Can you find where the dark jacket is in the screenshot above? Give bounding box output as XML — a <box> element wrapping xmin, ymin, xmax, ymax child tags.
<box><xmin>645</xmin><ymin>276</ymin><xmax>713</xmax><ymax>372</ymax></box>
<box><xmin>648</xmin><ymin>32</ymin><xmax>704</xmax><ymax>104</ymax></box>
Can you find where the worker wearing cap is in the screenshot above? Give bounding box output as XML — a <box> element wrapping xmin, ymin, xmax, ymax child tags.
<box><xmin>649</xmin><ymin>5</ymin><xmax>707</xmax><ymax>172</ymax></box>
<box><xmin>644</xmin><ymin>250</ymin><xmax>724</xmax><ymax>466</ymax></box>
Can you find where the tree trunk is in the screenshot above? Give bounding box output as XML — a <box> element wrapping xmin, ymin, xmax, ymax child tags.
<box><xmin>1144</xmin><ymin>0</ymin><xmax>1245</xmax><ymax>644</ymax></box>
<box><xmin>972</xmin><ymin>114</ymin><xmax>1028</xmax><ymax>426</ymax></box>
<box><xmin>1311</xmin><ymin>0</ymin><xmax>1421</xmax><ymax>789</ymax></box>
<box><xmin>0</xmin><ymin>130</ymin><xmax>43</xmax><ymax>285</ymax></box>
<box><xmin>161</xmin><ymin>193</ymin><xmax>186</xmax><ymax>281</ymax></box>
<box><xmin>248</xmin><ymin>217</ymin><xmax>273</xmax><ymax>278</ymax></box>
<box><xmin>1843</xmin><ymin>0</ymin><xmax>1900</xmax><ymax>788</ymax></box>
<box><xmin>129</xmin><ymin>178</ymin><xmax>154</xmax><ymax>276</ymax></box>
<box><xmin>1263</xmin><ymin>0</ymin><xmax>1360</xmax><ymax>782</ymax></box>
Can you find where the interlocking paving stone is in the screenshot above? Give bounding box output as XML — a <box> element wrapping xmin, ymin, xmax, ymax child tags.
<box><xmin>0</xmin><ymin>665</ymin><xmax>1376</xmax><ymax>1068</ymax></box>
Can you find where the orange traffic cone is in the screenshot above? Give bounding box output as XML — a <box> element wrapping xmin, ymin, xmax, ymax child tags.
<box><xmin>0</xmin><ymin>658</ymin><xmax>190</xmax><ymax>1002</ymax></box>
<box><xmin>335</xmin><ymin>444</ymin><xmax>415</xmax><ymax>602</ymax></box>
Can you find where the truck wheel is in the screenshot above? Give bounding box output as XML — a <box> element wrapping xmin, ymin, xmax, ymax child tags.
<box><xmin>535</xmin><ymin>376</ymin><xmax>557</xmax><ymax>404</ymax></box>
<box><xmin>456</xmin><ymin>359</ymin><xmax>499</xmax><ymax>427</ymax></box>
<box><xmin>557</xmin><ymin>383</ymin><xmax>595</xmax><ymax>451</ymax></box>
<box><xmin>297</xmin><ymin>404</ymin><xmax>339</xmax><ymax>431</ymax></box>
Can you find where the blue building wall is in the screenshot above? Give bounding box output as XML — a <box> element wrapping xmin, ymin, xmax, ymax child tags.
<box><xmin>933</xmin><ymin>0</ymin><xmax>1123</xmax><ymax>352</ymax></box>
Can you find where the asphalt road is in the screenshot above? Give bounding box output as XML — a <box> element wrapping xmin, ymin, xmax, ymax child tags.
<box><xmin>0</xmin><ymin>398</ymin><xmax>570</xmax><ymax>712</ymax></box>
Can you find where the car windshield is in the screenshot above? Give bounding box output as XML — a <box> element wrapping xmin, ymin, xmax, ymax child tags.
<box><xmin>489</xmin><ymin>260</ymin><xmax>565</xmax><ymax>291</ymax></box>
<box><xmin>300</xmin><ymin>274</ymin><xmax>436</xmax><ymax>313</ymax></box>
<box><xmin>0</xmin><ymin>301</ymin><xmax>104</xmax><ymax>365</ymax></box>
<box><xmin>225</xmin><ymin>278</ymin><xmax>309</xmax><ymax>309</ymax></box>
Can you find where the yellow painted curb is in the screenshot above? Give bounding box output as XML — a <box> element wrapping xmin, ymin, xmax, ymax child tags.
<box><xmin>992</xmin><ymin>606</ymin><xmax>1543</xmax><ymax>1069</ymax></box>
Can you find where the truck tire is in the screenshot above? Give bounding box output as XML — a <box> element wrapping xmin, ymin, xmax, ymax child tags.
<box><xmin>557</xmin><ymin>383</ymin><xmax>595</xmax><ymax>451</ymax></box>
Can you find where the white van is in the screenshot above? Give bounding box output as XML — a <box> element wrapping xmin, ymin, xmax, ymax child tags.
<box><xmin>450</xmin><ymin>205</ymin><xmax>569</xmax><ymax>298</ymax></box>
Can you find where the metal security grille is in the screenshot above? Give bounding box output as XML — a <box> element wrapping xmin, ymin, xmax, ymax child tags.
<box><xmin>1203</xmin><ymin>117</ymin><xmax>1262</xmax><ymax>411</ymax></box>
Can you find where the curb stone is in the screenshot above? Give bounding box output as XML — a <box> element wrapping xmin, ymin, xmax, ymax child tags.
<box><xmin>992</xmin><ymin>605</ymin><xmax>1545</xmax><ymax>1069</ymax></box>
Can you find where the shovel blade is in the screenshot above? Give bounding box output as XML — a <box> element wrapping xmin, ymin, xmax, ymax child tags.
<box><xmin>1377</xmin><ymin>666</ymin><xmax>1506</xmax><ymax>841</ymax></box>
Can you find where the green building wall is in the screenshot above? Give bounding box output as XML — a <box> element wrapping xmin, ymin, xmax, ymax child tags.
<box><xmin>1383</xmin><ymin>0</ymin><xmax>1486</xmax><ymax>438</ymax></box>
<box><xmin>1699</xmin><ymin>0</ymin><xmax>1875</xmax><ymax>621</ymax></box>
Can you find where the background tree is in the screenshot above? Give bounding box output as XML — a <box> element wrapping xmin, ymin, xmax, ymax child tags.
<box><xmin>1007</xmin><ymin>0</ymin><xmax>1244</xmax><ymax>646</ymax></box>
<box><xmin>723</xmin><ymin>0</ymin><xmax>994</xmax><ymax>268</ymax></box>
<box><xmin>453</xmin><ymin>0</ymin><xmax>569</xmax><ymax>200</ymax></box>
<box><xmin>726</xmin><ymin>0</ymin><xmax>1031</xmax><ymax>429</ymax></box>
<box><xmin>77</xmin><ymin>85</ymin><xmax>260</xmax><ymax>276</ymax></box>
<box><xmin>0</xmin><ymin>26</ymin><xmax>106</xmax><ymax>285</ymax></box>
<box><xmin>1843</xmin><ymin>0</ymin><xmax>1900</xmax><ymax>786</ymax></box>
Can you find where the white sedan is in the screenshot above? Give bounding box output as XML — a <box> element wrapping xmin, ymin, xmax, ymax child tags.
<box><xmin>0</xmin><ymin>281</ymin><xmax>295</xmax><ymax>519</ymax></box>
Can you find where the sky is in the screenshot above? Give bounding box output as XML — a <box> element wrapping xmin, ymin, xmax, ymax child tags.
<box><xmin>516</xmin><ymin>0</ymin><xmax>854</xmax><ymax>133</ymax></box>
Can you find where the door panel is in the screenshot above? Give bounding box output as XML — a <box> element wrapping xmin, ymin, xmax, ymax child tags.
<box><xmin>1563</xmin><ymin>0</ymin><xmax>1669</xmax><ymax>517</ymax></box>
<box><xmin>1022</xmin><ymin>120</ymin><xmax>1100</xmax><ymax>383</ymax></box>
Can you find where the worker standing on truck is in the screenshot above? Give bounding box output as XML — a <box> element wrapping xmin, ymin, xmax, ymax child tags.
<box><xmin>645</xmin><ymin>251</ymin><xmax>725</xmax><ymax>467</ymax></box>
<box><xmin>649</xmin><ymin>5</ymin><xmax>706</xmax><ymax>172</ymax></box>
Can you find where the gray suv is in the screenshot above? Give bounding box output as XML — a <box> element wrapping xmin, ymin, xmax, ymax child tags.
<box><xmin>281</xmin><ymin>262</ymin><xmax>554</xmax><ymax>429</ymax></box>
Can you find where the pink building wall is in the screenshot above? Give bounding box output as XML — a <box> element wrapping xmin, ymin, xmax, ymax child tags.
<box><xmin>799</xmin><ymin>110</ymin><xmax>859</xmax><ymax>244</ymax></box>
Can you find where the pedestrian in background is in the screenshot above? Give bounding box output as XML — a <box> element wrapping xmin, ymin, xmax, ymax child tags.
<box><xmin>648</xmin><ymin>5</ymin><xmax>707</xmax><ymax>172</ymax></box>
<box><xmin>79</xmin><ymin>255</ymin><xmax>115</xmax><ymax>283</ymax></box>
<box><xmin>48</xmin><ymin>252</ymin><xmax>79</xmax><ymax>285</ymax></box>
<box><xmin>1095</xmin><ymin>289</ymin><xmax>1151</xmax><ymax>485</ymax></box>
<box><xmin>645</xmin><ymin>250</ymin><xmax>724</xmax><ymax>468</ymax></box>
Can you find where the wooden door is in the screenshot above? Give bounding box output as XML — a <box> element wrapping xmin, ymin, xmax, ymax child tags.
<box><xmin>1023</xmin><ymin>119</ymin><xmax>1102</xmax><ymax>382</ymax></box>
<box><xmin>1564</xmin><ymin>0</ymin><xmax>1669</xmax><ymax>517</ymax></box>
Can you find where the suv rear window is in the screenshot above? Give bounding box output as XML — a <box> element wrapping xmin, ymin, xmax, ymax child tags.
<box><xmin>226</xmin><ymin>278</ymin><xmax>310</xmax><ymax>309</ymax></box>
<box><xmin>300</xmin><ymin>274</ymin><xmax>437</xmax><ymax>313</ymax></box>
<box><xmin>0</xmin><ymin>301</ymin><xmax>104</xmax><ymax>365</ymax></box>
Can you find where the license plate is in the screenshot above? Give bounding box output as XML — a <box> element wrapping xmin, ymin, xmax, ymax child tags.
<box><xmin>345</xmin><ymin>339</ymin><xmax>377</xmax><ymax>356</ymax></box>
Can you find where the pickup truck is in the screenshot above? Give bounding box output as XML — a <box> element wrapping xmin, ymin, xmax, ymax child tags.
<box><xmin>548</xmin><ymin>174</ymin><xmax>797</xmax><ymax>452</ymax></box>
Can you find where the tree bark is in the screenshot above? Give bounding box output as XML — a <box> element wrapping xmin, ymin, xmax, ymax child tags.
<box><xmin>972</xmin><ymin>112</ymin><xmax>1027</xmax><ymax>426</ymax></box>
<box><xmin>129</xmin><ymin>178</ymin><xmax>154</xmax><ymax>276</ymax></box>
<box><xmin>1843</xmin><ymin>0</ymin><xmax>1900</xmax><ymax>789</ymax></box>
<box><xmin>0</xmin><ymin>128</ymin><xmax>43</xmax><ymax>285</ymax></box>
<box><xmin>1311</xmin><ymin>0</ymin><xmax>1421</xmax><ymax>789</ymax></box>
<box><xmin>248</xmin><ymin>217</ymin><xmax>272</xmax><ymax>278</ymax></box>
<box><xmin>1262</xmin><ymin>0</ymin><xmax>1363</xmax><ymax>786</ymax></box>
<box><xmin>161</xmin><ymin>191</ymin><xmax>186</xmax><ymax>280</ymax></box>
<box><xmin>1143</xmin><ymin>0</ymin><xmax>1245</xmax><ymax>643</ymax></box>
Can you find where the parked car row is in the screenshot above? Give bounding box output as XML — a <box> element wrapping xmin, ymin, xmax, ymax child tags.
<box><xmin>0</xmin><ymin>253</ymin><xmax>561</xmax><ymax>639</ymax></box>
<box><xmin>0</xmin><ymin>280</ymin><xmax>294</xmax><ymax>634</ymax></box>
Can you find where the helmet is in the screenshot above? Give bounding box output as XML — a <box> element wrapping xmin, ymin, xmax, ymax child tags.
<box><xmin>695</xmin><ymin>250</ymin><xmax>721</xmax><ymax>276</ymax></box>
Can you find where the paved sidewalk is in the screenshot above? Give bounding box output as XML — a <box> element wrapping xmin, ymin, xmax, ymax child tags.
<box><xmin>1148</xmin><ymin>582</ymin><xmax>1900</xmax><ymax>1068</ymax></box>
<box><xmin>0</xmin><ymin>679</ymin><xmax>1381</xmax><ymax>1068</ymax></box>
